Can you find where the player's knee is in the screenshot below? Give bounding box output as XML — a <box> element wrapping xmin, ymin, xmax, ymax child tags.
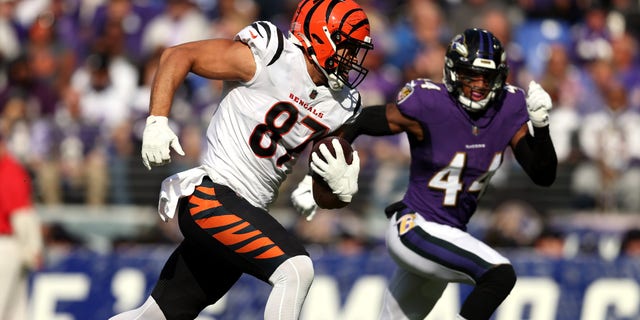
<box><xmin>477</xmin><ymin>264</ymin><xmax>516</xmax><ymax>299</ymax></box>
<box><xmin>269</xmin><ymin>255</ymin><xmax>314</xmax><ymax>289</ymax></box>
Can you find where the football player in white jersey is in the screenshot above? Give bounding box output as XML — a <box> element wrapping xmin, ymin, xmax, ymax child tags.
<box><xmin>109</xmin><ymin>1</ymin><xmax>373</xmax><ymax>319</ymax></box>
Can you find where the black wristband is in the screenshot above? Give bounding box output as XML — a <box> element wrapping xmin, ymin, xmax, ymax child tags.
<box><xmin>342</xmin><ymin>105</ymin><xmax>392</xmax><ymax>143</ymax></box>
<box><xmin>532</xmin><ymin>126</ymin><xmax>551</xmax><ymax>139</ymax></box>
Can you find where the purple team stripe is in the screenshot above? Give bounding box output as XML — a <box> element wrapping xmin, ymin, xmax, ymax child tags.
<box><xmin>400</xmin><ymin>227</ymin><xmax>493</xmax><ymax>280</ymax></box>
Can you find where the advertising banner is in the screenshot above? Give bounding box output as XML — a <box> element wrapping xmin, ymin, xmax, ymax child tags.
<box><xmin>29</xmin><ymin>246</ymin><xmax>640</xmax><ymax>320</ymax></box>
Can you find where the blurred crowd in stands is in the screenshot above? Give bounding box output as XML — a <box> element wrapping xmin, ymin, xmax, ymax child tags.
<box><xmin>2</xmin><ymin>0</ymin><xmax>640</xmax><ymax>259</ymax></box>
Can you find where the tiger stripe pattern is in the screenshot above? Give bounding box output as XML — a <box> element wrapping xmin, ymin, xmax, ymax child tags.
<box><xmin>188</xmin><ymin>185</ymin><xmax>285</xmax><ymax>260</ymax></box>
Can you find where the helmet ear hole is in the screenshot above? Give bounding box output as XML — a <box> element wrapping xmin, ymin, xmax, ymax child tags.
<box><xmin>326</xmin><ymin>58</ymin><xmax>335</xmax><ymax>68</ymax></box>
<box><xmin>332</xmin><ymin>32</ymin><xmax>342</xmax><ymax>43</ymax></box>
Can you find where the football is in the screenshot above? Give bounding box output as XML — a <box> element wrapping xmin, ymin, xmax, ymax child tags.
<box><xmin>309</xmin><ymin>136</ymin><xmax>354</xmax><ymax>209</ymax></box>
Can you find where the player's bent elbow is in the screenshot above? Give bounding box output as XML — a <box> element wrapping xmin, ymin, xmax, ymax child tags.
<box><xmin>532</xmin><ymin>170</ymin><xmax>556</xmax><ymax>187</ymax></box>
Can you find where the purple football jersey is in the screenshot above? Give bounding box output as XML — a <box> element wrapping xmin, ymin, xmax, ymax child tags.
<box><xmin>396</xmin><ymin>79</ymin><xmax>528</xmax><ymax>230</ymax></box>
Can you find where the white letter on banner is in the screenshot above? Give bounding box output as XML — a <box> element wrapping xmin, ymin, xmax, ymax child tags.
<box><xmin>300</xmin><ymin>276</ymin><xmax>341</xmax><ymax>320</ymax></box>
<box><xmin>496</xmin><ymin>277</ymin><xmax>559</xmax><ymax>320</ymax></box>
<box><xmin>111</xmin><ymin>268</ymin><xmax>147</xmax><ymax>313</ymax></box>
<box><xmin>340</xmin><ymin>276</ymin><xmax>386</xmax><ymax>320</ymax></box>
<box><xmin>425</xmin><ymin>284</ymin><xmax>461</xmax><ymax>320</ymax></box>
<box><xmin>581</xmin><ymin>278</ymin><xmax>639</xmax><ymax>320</ymax></box>
<box><xmin>30</xmin><ymin>273</ymin><xmax>90</xmax><ymax>320</ymax></box>
<box><xmin>300</xmin><ymin>275</ymin><xmax>387</xmax><ymax>320</ymax></box>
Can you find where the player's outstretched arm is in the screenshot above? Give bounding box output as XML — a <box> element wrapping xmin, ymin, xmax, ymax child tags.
<box><xmin>339</xmin><ymin>103</ymin><xmax>423</xmax><ymax>143</ymax></box>
<box><xmin>142</xmin><ymin>39</ymin><xmax>256</xmax><ymax>169</ymax></box>
<box><xmin>510</xmin><ymin>81</ymin><xmax>558</xmax><ymax>186</ymax></box>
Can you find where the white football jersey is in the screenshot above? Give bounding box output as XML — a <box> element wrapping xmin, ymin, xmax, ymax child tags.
<box><xmin>202</xmin><ymin>21</ymin><xmax>362</xmax><ymax>209</ymax></box>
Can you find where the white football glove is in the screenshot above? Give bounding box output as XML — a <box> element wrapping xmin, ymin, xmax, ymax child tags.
<box><xmin>310</xmin><ymin>139</ymin><xmax>360</xmax><ymax>203</ymax></box>
<box><xmin>141</xmin><ymin>115</ymin><xmax>185</xmax><ymax>170</ymax></box>
<box><xmin>526</xmin><ymin>80</ymin><xmax>553</xmax><ymax>128</ymax></box>
<box><xmin>291</xmin><ymin>175</ymin><xmax>318</xmax><ymax>221</ymax></box>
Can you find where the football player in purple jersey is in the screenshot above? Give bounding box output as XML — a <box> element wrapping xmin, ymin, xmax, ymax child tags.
<box><xmin>293</xmin><ymin>28</ymin><xmax>558</xmax><ymax>319</ymax></box>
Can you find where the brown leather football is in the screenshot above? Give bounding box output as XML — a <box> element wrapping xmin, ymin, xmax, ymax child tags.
<box><xmin>309</xmin><ymin>136</ymin><xmax>354</xmax><ymax>209</ymax></box>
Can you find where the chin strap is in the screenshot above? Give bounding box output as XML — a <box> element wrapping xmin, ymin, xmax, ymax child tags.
<box><xmin>458</xmin><ymin>91</ymin><xmax>494</xmax><ymax>112</ymax></box>
<box><xmin>289</xmin><ymin>32</ymin><xmax>344</xmax><ymax>91</ymax></box>
<box><xmin>325</xmin><ymin>73</ymin><xmax>344</xmax><ymax>91</ymax></box>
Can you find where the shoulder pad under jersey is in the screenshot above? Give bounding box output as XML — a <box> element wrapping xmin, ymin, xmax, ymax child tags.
<box><xmin>235</xmin><ymin>21</ymin><xmax>286</xmax><ymax>66</ymax></box>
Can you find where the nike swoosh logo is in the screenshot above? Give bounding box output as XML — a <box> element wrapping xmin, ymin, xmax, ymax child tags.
<box><xmin>250</xmin><ymin>31</ymin><xmax>258</xmax><ymax>39</ymax></box>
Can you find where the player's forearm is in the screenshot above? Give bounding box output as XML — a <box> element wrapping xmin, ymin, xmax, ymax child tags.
<box><xmin>340</xmin><ymin>105</ymin><xmax>393</xmax><ymax>143</ymax></box>
<box><xmin>514</xmin><ymin>126</ymin><xmax>558</xmax><ymax>186</ymax></box>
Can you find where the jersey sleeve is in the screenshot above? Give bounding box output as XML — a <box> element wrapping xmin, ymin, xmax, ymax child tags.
<box><xmin>505</xmin><ymin>85</ymin><xmax>530</xmax><ymax>130</ymax></box>
<box><xmin>235</xmin><ymin>21</ymin><xmax>286</xmax><ymax>68</ymax></box>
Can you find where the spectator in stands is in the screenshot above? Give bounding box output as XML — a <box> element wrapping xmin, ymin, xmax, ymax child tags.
<box><xmin>0</xmin><ymin>55</ymin><xmax>62</xmax><ymax>204</ymax></box>
<box><xmin>517</xmin><ymin>0</ymin><xmax>586</xmax><ymax>23</ymax></box>
<box><xmin>512</xmin><ymin>15</ymin><xmax>572</xmax><ymax>79</ymax></box>
<box><xmin>41</xmin><ymin>0</ymin><xmax>84</xmax><ymax>69</ymax></box>
<box><xmin>11</xmin><ymin>8</ymin><xmax>81</xmax><ymax>205</ymax></box>
<box><xmin>385</xmin><ymin>0</ymin><xmax>450</xmax><ymax>76</ymax></box>
<box><xmin>0</xmin><ymin>52</ymin><xmax>60</xmax><ymax>135</ymax></box>
<box><xmin>539</xmin><ymin>44</ymin><xmax>585</xmax><ymax>164</ymax></box>
<box><xmin>89</xmin><ymin>0</ymin><xmax>161</xmax><ymax>64</ymax></box>
<box><xmin>610</xmin><ymin>0</ymin><xmax>640</xmax><ymax>37</ymax></box>
<box><xmin>352</xmin><ymin>133</ymin><xmax>410</xmax><ymax>222</ymax></box>
<box><xmin>479</xmin><ymin>8</ymin><xmax>529</xmax><ymax>88</ymax></box>
<box><xmin>619</xmin><ymin>228</ymin><xmax>640</xmax><ymax>257</ymax></box>
<box><xmin>25</xmin><ymin>11</ymin><xmax>77</xmax><ymax>94</ymax></box>
<box><xmin>79</xmin><ymin>21</ymin><xmax>143</xmax><ymax>205</ymax></box>
<box><xmin>208</xmin><ymin>0</ymin><xmax>259</xmax><ymax>39</ymax></box>
<box><xmin>574</xmin><ymin>6</ymin><xmax>612</xmax><ymax>58</ymax></box>
<box><xmin>88</xmin><ymin>21</ymin><xmax>140</xmax><ymax>104</ymax></box>
<box><xmin>609</xmin><ymin>31</ymin><xmax>640</xmax><ymax>111</ymax></box>
<box><xmin>578</xmin><ymin>58</ymin><xmax>616</xmax><ymax>115</ymax></box>
<box><xmin>59</xmin><ymin>51</ymin><xmax>137</xmax><ymax>205</ymax></box>
<box><xmin>484</xmin><ymin>199</ymin><xmax>544</xmax><ymax>248</ymax></box>
<box><xmin>0</xmin><ymin>0</ymin><xmax>23</xmax><ymax>72</ymax></box>
<box><xmin>141</xmin><ymin>0</ymin><xmax>214</xmax><ymax>118</ymax></box>
<box><xmin>571</xmin><ymin>81</ymin><xmax>640</xmax><ymax>212</ymax></box>
<box><xmin>140</xmin><ymin>0</ymin><xmax>211</xmax><ymax>56</ymax></box>
<box><xmin>406</xmin><ymin>41</ymin><xmax>447</xmax><ymax>83</ymax></box>
<box><xmin>445</xmin><ymin>0</ymin><xmax>508</xmax><ymax>37</ymax></box>
<box><xmin>533</xmin><ymin>227</ymin><xmax>566</xmax><ymax>258</ymax></box>
<box><xmin>0</xmin><ymin>129</ymin><xmax>44</xmax><ymax>320</ymax></box>
<box><xmin>356</xmin><ymin>7</ymin><xmax>400</xmax><ymax>108</ymax></box>
<box><xmin>53</xmin><ymin>85</ymin><xmax>101</xmax><ymax>204</ymax></box>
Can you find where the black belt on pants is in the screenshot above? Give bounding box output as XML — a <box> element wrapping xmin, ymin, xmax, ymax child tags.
<box><xmin>384</xmin><ymin>200</ymin><xmax>409</xmax><ymax>218</ymax></box>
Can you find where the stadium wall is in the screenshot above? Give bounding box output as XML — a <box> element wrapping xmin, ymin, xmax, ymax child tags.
<box><xmin>28</xmin><ymin>246</ymin><xmax>640</xmax><ymax>320</ymax></box>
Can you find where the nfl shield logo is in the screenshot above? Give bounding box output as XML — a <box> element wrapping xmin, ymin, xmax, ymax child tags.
<box><xmin>396</xmin><ymin>85</ymin><xmax>414</xmax><ymax>104</ymax></box>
